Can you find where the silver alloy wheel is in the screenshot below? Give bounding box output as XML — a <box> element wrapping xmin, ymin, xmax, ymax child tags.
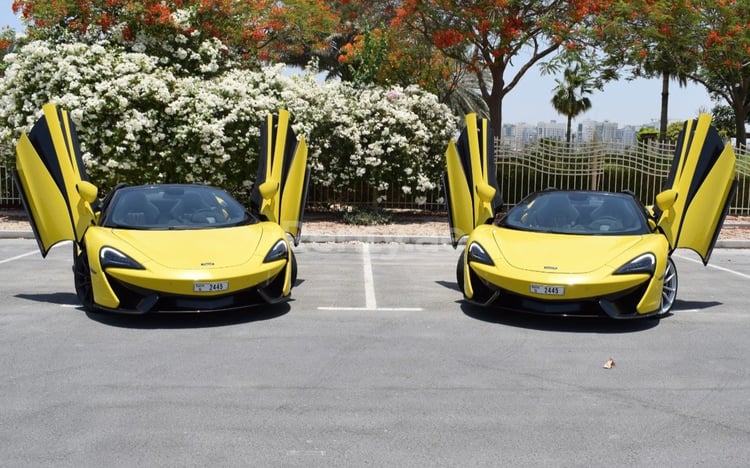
<box><xmin>659</xmin><ymin>257</ymin><xmax>678</xmax><ymax>315</ymax></box>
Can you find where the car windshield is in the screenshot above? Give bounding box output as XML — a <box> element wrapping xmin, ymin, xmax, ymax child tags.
<box><xmin>102</xmin><ymin>185</ymin><xmax>256</xmax><ymax>230</ymax></box>
<box><xmin>498</xmin><ymin>191</ymin><xmax>650</xmax><ymax>235</ymax></box>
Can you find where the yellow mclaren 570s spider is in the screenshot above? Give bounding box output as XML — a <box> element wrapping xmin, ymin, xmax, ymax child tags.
<box><xmin>444</xmin><ymin>114</ymin><xmax>737</xmax><ymax>319</ymax></box>
<box><xmin>14</xmin><ymin>103</ymin><xmax>310</xmax><ymax>314</ymax></box>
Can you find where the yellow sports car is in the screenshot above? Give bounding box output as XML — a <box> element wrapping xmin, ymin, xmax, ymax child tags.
<box><xmin>444</xmin><ymin>114</ymin><xmax>737</xmax><ymax>319</ymax></box>
<box><xmin>14</xmin><ymin>103</ymin><xmax>310</xmax><ymax>313</ymax></box>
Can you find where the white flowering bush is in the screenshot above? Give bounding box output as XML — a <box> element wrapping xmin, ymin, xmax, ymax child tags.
<box><xmin>0</xmin><ymin>39</ymin><xmax>457</xmax><ymax>206</ymax></box>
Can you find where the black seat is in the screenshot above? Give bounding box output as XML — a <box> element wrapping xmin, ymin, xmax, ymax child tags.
<box><xmin>113</xmin><ymin>192</ymin><xmax>160</xmax><ymax>225</ymax></box>
<box><xmin>170</xmin><ymin>192</ymin><xmax>208</xmax><ymax>220</ymax></box>
<box><xmin>531</xmin><ymin>195</ymin><xmax>579</xmax><ymax>228</ymax></box>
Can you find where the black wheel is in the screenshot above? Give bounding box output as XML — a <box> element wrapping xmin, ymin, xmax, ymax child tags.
<box><xmin>73</xmin><ymin>248</ymin><xmax>96</xmax><ymax>312</ymax></box>
<box><xmin>456</xmin><ymin>249</ymin><xmax>465</xmax><ymax>294</ymax></box>
<box><xmin>658</xmin><ymin>257</ymin><xmax>678</xmax><ymax>316</ymax></box>
<box><xmin>290</xmin><ymin>251</ymin><xmax>298</xmax><ymax>286</ymax></box>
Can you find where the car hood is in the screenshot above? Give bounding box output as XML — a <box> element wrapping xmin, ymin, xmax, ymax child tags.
<box><xmin>109</xmin><ymin>223</ymin><xmax>267</xmax><ymax>269</ymax></box>
<box><xmin>493</xmin><ymin>228</ymin><xmax>648</xmax><ymax>274</ymax></box>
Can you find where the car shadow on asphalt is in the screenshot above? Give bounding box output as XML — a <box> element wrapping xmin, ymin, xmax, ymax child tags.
<box><xmin>671</xmin><ymin>298</ymin><xmax>722</xmax><ymax>311</ymax></box>
<box><xmin>85</xmin><ymin>303</ymin><xmax>291</xmax><ymax>329</ymax></box>
<box><xmin>459</xmin><ymin>302</ymin><xmax>660</xmax><ymax>333</ymax></box>
<box><xmin>16</xmin><ymin>292</ymin><xmax>78</xmax><ymax>306</ymax></box>
<box><xmin>15</xmin><ymin>291</ymin><xmax>290</xmax><ymax>328</ymax></box>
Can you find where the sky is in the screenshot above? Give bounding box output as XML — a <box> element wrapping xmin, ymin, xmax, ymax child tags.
<box><xmin>1</xmin><ymin>3</ymin><xmax>716</xmax><ymax>128</ymax></box>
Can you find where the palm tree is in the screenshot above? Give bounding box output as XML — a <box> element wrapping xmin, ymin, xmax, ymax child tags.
<box><xmin>551</xmin><ymin>66</ymin><xmax>594</xmax><ymax>144</ymax></box>
<box><xmin>438</xmin><ymin>64</ymin><xmax>490</xmax><ymax>119</ymax></box>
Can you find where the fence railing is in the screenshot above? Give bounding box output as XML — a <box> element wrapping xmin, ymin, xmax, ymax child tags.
<box><xmin>3</xmin><ymin>140</ymin><xmax>750</xmax><ymax>214</ymax></box>
<box><xmin>0</xmin><ymin>164</ymin><xmax>20</xmax><ymax>208</ymax></box>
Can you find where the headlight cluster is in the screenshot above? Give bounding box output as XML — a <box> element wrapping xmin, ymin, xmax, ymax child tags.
<box><xmin>467</xmin><ymin>242</ymin><xmax>494</xmax><ymax>266</ymax></box>
<box><xmin>100</xmin><ymin>246</ymin><xmax>144</xmax><ymax>270</ymax></box>
<box><xmin>264</xmin><ymin>239</ymin><xmax>288</xmax><ymax>263</ymax></box>
<box><xmin>614</xmin><ymin>253</ymin><xmax>655</xmax><ymax>275</ymax></box>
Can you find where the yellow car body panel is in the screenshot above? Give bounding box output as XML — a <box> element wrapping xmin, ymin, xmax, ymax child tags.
<box><xmin>466</xmin><ymin>224</ymin><xmax>670</xmax><ymax>306</ymax></box>
<box><xmin>14</xmin><ymin>104</ymin><xmax>305</xmax><ymax>313</ymax></box>
<box><xmin>14</xmin><ymin>104</ymin><xmax>96</xmax><ymax>256</ymax></box>
<box><xmin>464</xmin><ymin>226</ymin><xmax>673</xmax><ymax>317</ymax></box>
<box><xmin>448</xmin><ymin>113</ymin><xmax>732</xmax><ymax>318</ymax></box>
<box><xmin>252</xmin><ymin>110</ymin><xmax>310</xmax><ymax>245</ymax></box>
<box><xmin>445</xmin><ymin>140</ymin><xmax>474</xmax><ymax>245</ymax></box>
<box><xmin>657</xmin><ymin>114</ymin><xmax>737</xmax><ymax>264</ymax></box>
<box><xmin>443</xmin><ymin>113</ymin><xmax>502</xmax><ymax>247</ymax></box>
<box><xmin>82</xmin><ymin>216</ymin><xmax>290</xmax><ymax>312</ymax></box>
<box><xmin>492</xmin><ymin>229</ymin><xmax>651</xmax><ymax>274</ymax></box>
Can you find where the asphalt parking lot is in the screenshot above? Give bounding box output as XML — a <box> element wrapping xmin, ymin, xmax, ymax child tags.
<box><xmin>2</xmin><ymin>238</ymin><xmax>750</xmax><ymax>467</ymax></box>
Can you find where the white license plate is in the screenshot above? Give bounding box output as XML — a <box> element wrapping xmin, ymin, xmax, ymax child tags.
<box><xmin>530</xmin><ymin>284</ymin><xmax>565</xmax><ymax>296</ymax></box>
<box><xmin>193</xmin><ymin>281</ymin><xmax>229</xmax><ymax>292</ymax></box>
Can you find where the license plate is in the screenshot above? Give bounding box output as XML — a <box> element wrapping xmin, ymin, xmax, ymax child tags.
<box><xmin>193</xmin><ymin>281</ymin><xmax>228</xmax><ymax>292</ymax></box>
<box><xmin>530</xmin><ymin>284</ymin><xmax>565</xmax><ymax>296</ymax></box>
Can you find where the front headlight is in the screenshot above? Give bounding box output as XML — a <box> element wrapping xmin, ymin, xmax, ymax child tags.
<box><xmin>100</xmin><ymin>246</ymin><xmax>145</xmax><ymax>270</ymax></box>
<box><xmin>467</xmin><ymin>242</ymin><xmax>494</xmax><ymax>266</ymax></box>
<box><xmin>614</xmin><ymin>253</ymin><xmax>655</xmax><ymax>275</ymax></box>
<box><xmin>264</xmin><ymin>239</ymin><xmax>288</xmax><ymax>263</ymax></box>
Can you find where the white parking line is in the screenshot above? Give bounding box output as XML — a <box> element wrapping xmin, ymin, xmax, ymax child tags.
<box><xmin>0</xmin><ymin>250</ymin><xmax>38</xmax><ymax>265</ymax></box>
<box><xmin>317</xmin><ymin>243</ymin><xmax>423</xmax><ymax>312</ymax></box>
<box><xmin>674</xmin><ymin>253</ymin><xmax>750</xmax><ymax>280</ymax></box>
<box><xmin>362</xmin><ymin>243</ymin><xmax>377</xmax><ymax>309</ymax></box>
<box><xmin>317</xmin><ymin>307</ymin><xmax>423</xmax><ymax>311</ymax></box>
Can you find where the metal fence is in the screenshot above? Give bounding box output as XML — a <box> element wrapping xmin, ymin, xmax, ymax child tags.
<box><xmin>0</xmin><ymin>164</ymin><xmax>20</xmax><ymax>208</ymax></box>
<box><xmin>3</xmin><ymin>140</ymin><xmax>750</xmax><ymax>214</ymax></box>
<box><xmin>495</xmin><ymin>140</ymin><xmax>750</xmax><ymax>215</ymax></box>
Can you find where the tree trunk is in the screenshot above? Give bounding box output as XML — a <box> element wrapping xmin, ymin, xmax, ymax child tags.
<box><xmin>734</xmin><ymin>101</ymin><xmax>747</xmax><ymax>148</ymax></box>
<box><xmin>660</xmin><ymin>71</ymin><xmax>670</xmax><ymax>142</ymax></box>
<box><xmin>488</xmin><ymin>91</ymin><xmax>503</xmax><ymax>138</ymax></box>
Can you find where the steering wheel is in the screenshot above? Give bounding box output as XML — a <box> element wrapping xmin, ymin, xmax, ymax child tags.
<box><xmin>590</xmin><ymin>216</ymin><xmax>622</xmax><ymax>231</ymax></box>
<box><xmin>190</xmin><ymin>208</ymin><xmax>219</xmax><ymax>224</ymax></box>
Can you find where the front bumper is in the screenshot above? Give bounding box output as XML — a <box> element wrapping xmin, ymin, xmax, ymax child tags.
<box><xmin>98</xmin><ymin>265</ymin><xmax>289</xmax><ymax>314</ymax></box>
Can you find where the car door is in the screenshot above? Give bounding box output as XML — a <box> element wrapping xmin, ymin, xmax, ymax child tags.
<box><xmin>13</xmin><ymin>103</ymin><xmax>97</xmax><ymax>257</ymax></box>
<box><xmin>443</xmin><ymin>113</ymin><xmax>503</xmax><ymax>247</ymax></box>
<box><xmin>655</xmin><ymin>113</ymin><xmax>737</xmax><ymax>265</ymax></box>
<box><xmin>250</xmin><ymin>109</ymin><xmax>310</xmax><ymax>245</ymax></box>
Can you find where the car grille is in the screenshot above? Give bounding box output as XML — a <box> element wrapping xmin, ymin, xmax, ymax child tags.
<box><xmin>105</xmin><ymin>272</ymin><xmax>285</xmax><ymax>313</ymax></box>
<box><xmin>486</xmin><ymin>283</ymin><xmax>649</xmax><ymax>318</ymax></box>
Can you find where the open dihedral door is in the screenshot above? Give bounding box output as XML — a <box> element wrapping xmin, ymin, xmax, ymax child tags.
<box><xmin>655</xmin><ymin>113</ymin><xmax>737</xmax><ymax>265</ymax></box>
<box><xmin>443</xmin><ymin>113</ymin><xmax>503</xmax><ymax>247</ymax></box>
<box><xmin>13</xmin><ymin>103</ymin><xmax>97</xmax><ymax>257</ymax></box>
<box><xmin>250</xmin><ymin>110</ymin><xmax>310</xmax><ymax>245</ymax></box>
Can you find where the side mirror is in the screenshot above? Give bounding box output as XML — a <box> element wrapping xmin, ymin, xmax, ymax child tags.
<box><xmin>476</xmin><ymin>182</ymin><xmax>496</xmax><ymax>203</ymax></box>
<box><xmin>655</xmin><ymin>189</ymin><xmax>678</xmax><ymax>212</ymax></box>
<box><xmin>259</xmin><ymin>180</ymin><xmax>279</xmax><ymax>199</ymax></box>
<box><xmin>76</xmin><ymin>181</ymin><xmax>98</xmax><ymax>204</ymax></box>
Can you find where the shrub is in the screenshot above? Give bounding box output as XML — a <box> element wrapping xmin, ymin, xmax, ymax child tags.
<box><xmin>0</xmin><ymin>39</ymin><xmax>457</xmax><ymax>205</ymax></box>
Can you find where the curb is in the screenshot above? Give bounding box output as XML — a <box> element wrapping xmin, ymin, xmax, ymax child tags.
<box><xmin>302</xmin><ymin>234</ymin><xmax>452</xmax><ymax>245</ymax></box>
<box><xmin>2</xmin><ymin>229</ymin><xmax>749</xmax><ymax>248</ymax></box>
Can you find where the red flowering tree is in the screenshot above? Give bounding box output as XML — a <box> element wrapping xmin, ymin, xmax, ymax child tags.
<box><xmin>690</xmin><ymin>0</ymin><xmax>750</xmax><ymax>147</ymax></box>
<box><xmin>0</xmin><ymin>27</ymin><xmax>17</xmax><ymax>76</ymax></box>
<box><xmin>11</xmin><ymin>0</ymin><xmax>337</xmax><ymax>69</ymax></box>
<box><xmin>393</xmin><ymin>0</ymin><xmax>614</xmax><ymax>135</ymax></box>
<box><xmin>593</xmin><ymin>1</ymin><xmax>702</xmax><ymax>141</ymax></box>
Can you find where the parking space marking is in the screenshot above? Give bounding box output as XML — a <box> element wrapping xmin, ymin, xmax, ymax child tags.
<box><xmin>362</xmin><ymin>243</ymin><xmax>376</xmax><ymax>309</ymax></box>
<box><xmin>0</xmin><ymin>250</ymin><xmax>38</xmax><ymax>265</ymax></box>
<box><xmin>675</xmin><ymin>253</ymin><xmax>750</xmax><ymax>280</ymax></box>
<box><xmin>317</xmin><ymin>243</ymin><xmax>423</xmax><ymax>312</ymax></box>
<box><xmin>317</xmin><ymin>306</ymin><xmax>423</xmax><ymax>311</ymax></box>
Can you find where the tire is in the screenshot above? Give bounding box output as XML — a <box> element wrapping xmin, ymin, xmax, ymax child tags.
<box><xmin>658</xmin><ymin>257</ymin><xmax>678</xmax><ymax>316</ymax></box>
<box><xmin>456</xmin><ymin>249</ymin><xmax>465</xmax><ymax>294</ymax></box>
<box><xmin>456</xmin><ymin>249</ymin><xmax>493</xmax><ymax>303</ymax></box>
<box><xmin>290</xmin><ymin>251</ymin><xmax>298</xmax><ymax>287</ymax></box>
<box><xmin>73</xmin><ymin>248</ymin><xmax>97</xmax><ymax>312</ymax></box>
